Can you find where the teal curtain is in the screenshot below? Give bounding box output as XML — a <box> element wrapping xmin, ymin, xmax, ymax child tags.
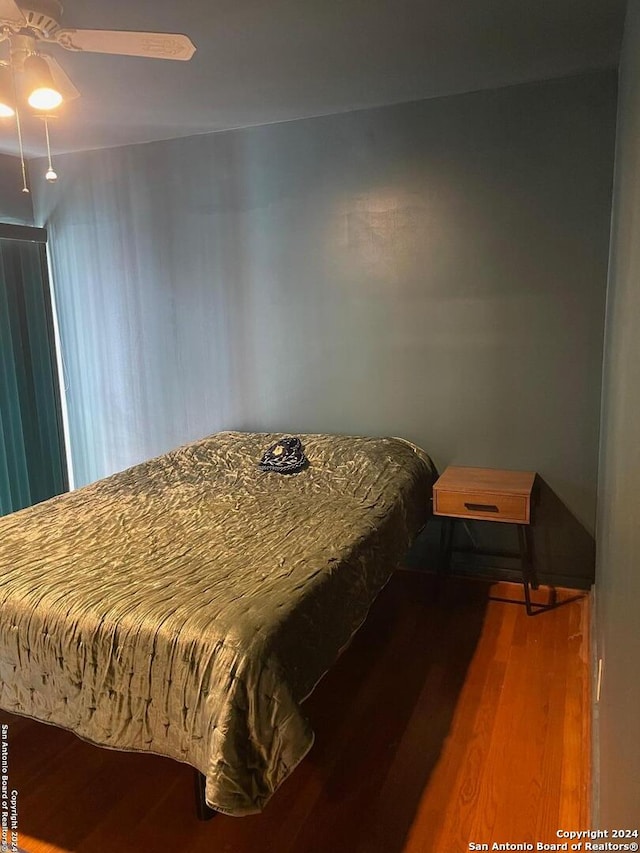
<box><xmin>0</xmin><ymin>237</ymin><xmax>67</xmax><ymax>515</ymax></box>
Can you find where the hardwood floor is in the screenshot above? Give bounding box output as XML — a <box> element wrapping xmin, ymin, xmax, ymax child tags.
<box><xmin>0</xmin><ymin>572</ymin><xmax>590</xmax><ymax>853</ymax></box>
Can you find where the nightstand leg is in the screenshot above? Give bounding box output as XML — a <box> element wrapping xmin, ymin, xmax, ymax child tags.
<box><xmin>518</xmin><ymin>524</ymin><xmax>534</xmax><ymax>616</ymax></box>
<box><xmin>524</xmin><ymin>524</ymin><xmax>539</xmax><ymax>590</ymax></box>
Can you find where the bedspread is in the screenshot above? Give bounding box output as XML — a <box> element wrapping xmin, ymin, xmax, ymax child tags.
<box><xmin>0</xmin><ymin>432</ymin><xmax>435</xmax><ymax>814</ymax></box>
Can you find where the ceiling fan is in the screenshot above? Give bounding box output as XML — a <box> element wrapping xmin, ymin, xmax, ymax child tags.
<box><xmin>0</xmin><ymin>0</ymin><xmax>196</xmax><ymax>187</ymax></box>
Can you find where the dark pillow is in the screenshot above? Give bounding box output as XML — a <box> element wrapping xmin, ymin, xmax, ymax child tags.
<box><xmin>258</xmin><ymin>437</ymin><xmax>309</xmax><ymax>474</ymax></box>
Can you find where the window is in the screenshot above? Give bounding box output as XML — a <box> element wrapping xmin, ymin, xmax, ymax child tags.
<box><xmin>0</xmin><ymin>227</ymin><xmax>68</xmax><ymax>514</ymax></box>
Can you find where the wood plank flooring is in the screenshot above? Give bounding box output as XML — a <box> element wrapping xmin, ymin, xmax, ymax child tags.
<box><xmin>0</xmin><ymin>572</ymin><xmax>590</xmax><ymax>853</ymax></box>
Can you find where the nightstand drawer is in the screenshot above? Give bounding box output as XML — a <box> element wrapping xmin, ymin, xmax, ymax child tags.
<box><xmin>433</xmin><ymin>489</ymin><xmax>529</xmax><ymax>523</ymax></box>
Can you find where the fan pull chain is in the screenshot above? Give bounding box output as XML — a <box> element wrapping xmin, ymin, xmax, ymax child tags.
<box><xmin>44</xmin><ymin>116</ymin><xmax>58</xmax><ymax>182</ymax></box>
<box><xmin>15</xmin><ymin>107</ymin><xmax>29</xmax><ymax>193</ymax></box>
<box><xmin>10</xmin><ymin>63</ymin><xmax>29</xmax><ymax>193</ymax></box>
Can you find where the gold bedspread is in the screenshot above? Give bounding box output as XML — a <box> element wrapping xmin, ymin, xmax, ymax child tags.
<box><xmin>0</xmin><ymin>432</ymin><xmax>435</xmax><ymax>814</ymax></box>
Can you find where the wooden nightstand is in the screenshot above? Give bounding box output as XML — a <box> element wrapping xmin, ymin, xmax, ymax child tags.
<box><xmin>433</xmin><ymin>466</ymin><xmax>538</xmax><ymax>614</ymax></box>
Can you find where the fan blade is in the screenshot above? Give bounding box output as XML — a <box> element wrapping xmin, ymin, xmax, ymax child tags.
<box><xmin>42</xmin><ymin>54</ymin><xmax>80</xmax><ymax>101</ymax></box>
<box><xmin>54</xmin><ymin>29</ymin><xmax>196</xmax><ymax>60</ymax></box>
<box><xmin>0</xmin><ymin>0</ymin><xmax>26</xmax><ymax>25</ymax></box>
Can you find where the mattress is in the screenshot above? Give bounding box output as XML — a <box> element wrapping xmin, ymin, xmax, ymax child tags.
<box><xmin>0</xmin><ymin>431</ymin><xmax>435</xmax><ymax>814</ymax></box>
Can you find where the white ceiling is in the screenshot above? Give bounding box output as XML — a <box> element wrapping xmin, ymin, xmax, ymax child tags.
<box><xmin>0</xmin><ymin>0</ymin><xmax>627</xmax><ymax>158</ymax></box>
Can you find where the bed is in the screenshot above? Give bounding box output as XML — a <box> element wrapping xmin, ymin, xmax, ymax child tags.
<box><xmin>0</xmin><ymin>431</ymin><xmax>435</xmax><ymax>815</ymax></box>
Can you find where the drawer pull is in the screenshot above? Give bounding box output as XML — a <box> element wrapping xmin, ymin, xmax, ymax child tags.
<box><xmin>464</xmin><ymin>502</ymin><xmax>499</xmax><ymax>513</ymax></box>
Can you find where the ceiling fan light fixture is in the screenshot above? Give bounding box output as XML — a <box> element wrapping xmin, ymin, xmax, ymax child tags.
<box><xmin>24</xmin><ymin>54</ymin><xmax>63</xmax><ymax>110</ymax></box>
<box><xmin>1</xmin><ymin>5</ymin><xmax>196</xmax><ymax>188</ymax></box>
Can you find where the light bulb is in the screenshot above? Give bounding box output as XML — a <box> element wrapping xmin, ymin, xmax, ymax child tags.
<box><xmin>45</xmin><ymin>168</ymin><xmax>58</xmax><ymax>183</ymax></box>
<box><xmin>28</xmin><ymin>87</ymin><xmax>63</xmax><ymax>111</ymax></box>
<box><xmin>0</xmin><ymin>103</ymin><xmax>15</xmax><ymax>118</ymax></box>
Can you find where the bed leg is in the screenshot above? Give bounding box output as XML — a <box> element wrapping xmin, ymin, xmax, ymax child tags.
<box><xmin>193</xmin><ymin>770</ymin><xmax>217</xmax><ymax>820</ymax></box>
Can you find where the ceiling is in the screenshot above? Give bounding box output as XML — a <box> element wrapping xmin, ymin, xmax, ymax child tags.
<box><xmin>0</xmin><ymin>0</ymin><xmax>627</xmax><ymax>158</ymax></box>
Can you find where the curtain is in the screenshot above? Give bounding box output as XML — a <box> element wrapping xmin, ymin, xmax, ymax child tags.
<box><xmin>0</xmin><ymin>237</ymin><xmax>67</xmax><ymax>515</ymax></box>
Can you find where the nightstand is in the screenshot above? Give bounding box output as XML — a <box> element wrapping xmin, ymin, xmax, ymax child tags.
<box><xmin>433</xmin><ymin>466</ymin><xmax>538</xmax><ymax>615</ymax></box>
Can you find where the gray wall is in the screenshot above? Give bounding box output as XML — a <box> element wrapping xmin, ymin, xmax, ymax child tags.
<box><xmin>0</xmin><ymin>154</ymin><xmax>33</xmax><ymax>225</ymax></box>
<box><xmin>34</xmin><ymin>72</ymin><xmax>616</xmax><ymax>583</ymax></box>
<box><xmin>595</xmin><ymin>0</ymin><xmax>640</xmax><ymax>825</ymax></box>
